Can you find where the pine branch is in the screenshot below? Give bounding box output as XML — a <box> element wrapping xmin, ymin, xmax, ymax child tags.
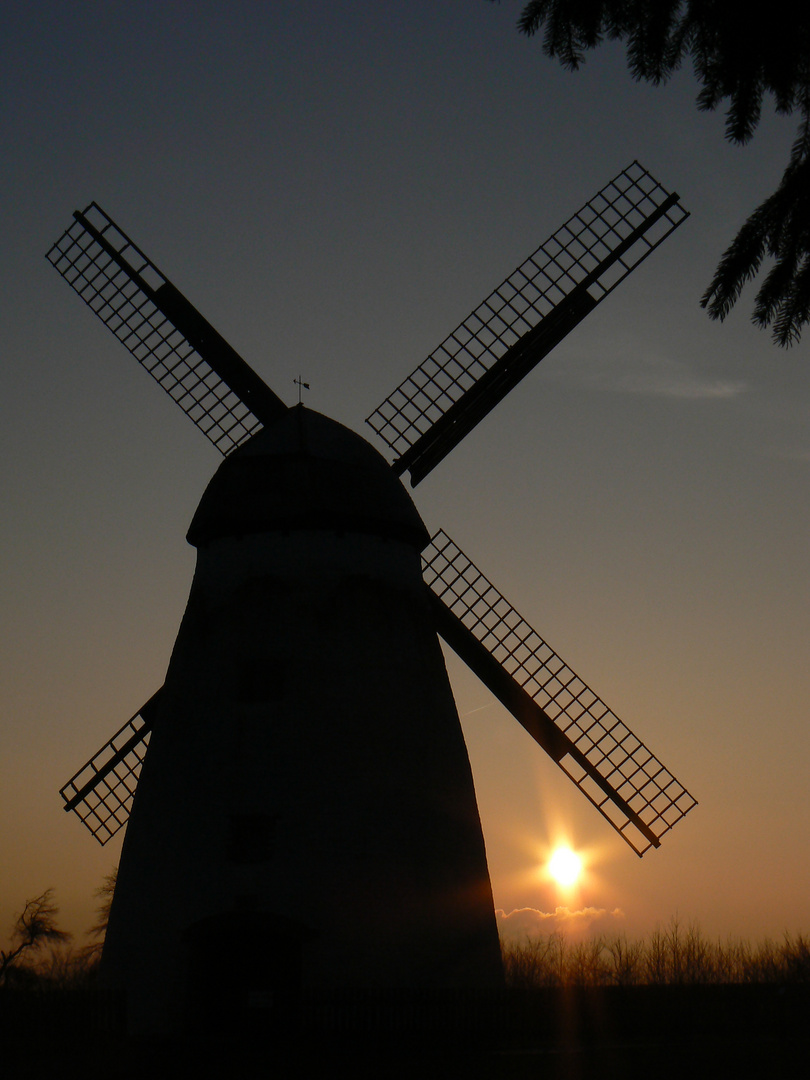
<box><xmin>701</xmin><ymin>134</ymin><xmax>810</xmax><ymax>345</ymax></box>
<box><xmin>507</xmin><ymin>0</ymin><xmax>810</xmax><ymax>342</ymax></box>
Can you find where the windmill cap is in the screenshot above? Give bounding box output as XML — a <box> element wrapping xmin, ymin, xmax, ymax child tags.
<box><xmin>187</xmin><ymin>406</ymin><xmax>429</xmax><ymax>549</ymax></box>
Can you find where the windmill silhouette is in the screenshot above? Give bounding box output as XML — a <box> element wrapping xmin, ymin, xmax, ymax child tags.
<box><xmin>48</xmin><ymin>161</ymin><xmax>696</xmax><ymax>1033</ymax></box>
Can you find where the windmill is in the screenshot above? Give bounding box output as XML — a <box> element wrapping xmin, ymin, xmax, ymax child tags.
<box><xmin>48</xmin><ymin>161</ymin><xmax>696</xmax><ymax>1034</ymax></box>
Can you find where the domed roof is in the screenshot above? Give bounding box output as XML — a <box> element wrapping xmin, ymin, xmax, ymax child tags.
<box><xmin>187</xmin><ymin>406</ymin><xmax>428</xmax><ymax>549</ymax></box>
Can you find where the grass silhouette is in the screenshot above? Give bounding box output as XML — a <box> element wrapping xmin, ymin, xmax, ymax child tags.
<box><xmin>501</xmin><ymin>916</ymin><xmax>810</xmax><ymax>987</ymax></box>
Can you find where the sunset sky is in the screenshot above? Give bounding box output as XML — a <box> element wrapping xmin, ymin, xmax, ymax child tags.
<box><xmin>3</xmin><ymin>2</ymin><xmax>808</xmax><ymax>951</ymax></box>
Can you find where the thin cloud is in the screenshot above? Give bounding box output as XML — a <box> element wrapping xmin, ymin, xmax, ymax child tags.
<box><xmin>564</xmin><ymin>353</ymin><xmax>749</xmax><ymax>400</ymax></box>
<box><xmin>617</xmin><ymin>369</ymin><xmax>748</xmax><ymax>400</ymax></box>
<box><xmin>496</xmin><ymin>905</ymin><xmax>625</xmax><ymax>940</ymax></box>
<box><xmin>460</xmin><ymin>704</ymin><xmax>492</xmax><ymax>718</ymax></box>
<box><xmin>767</xmin><ymin>445</ymin><xmax>810</xmax><ymax>465</ymax></box>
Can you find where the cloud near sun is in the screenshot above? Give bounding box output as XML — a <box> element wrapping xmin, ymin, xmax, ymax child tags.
<box><xmin>496</xmin><ymin>906</ymin><xmax>625</xmax><ymax>940</ymax></box>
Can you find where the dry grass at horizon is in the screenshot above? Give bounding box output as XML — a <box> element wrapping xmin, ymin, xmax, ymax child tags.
<box><xmin>501</xmin><ymin>916</ymin><xmax>810</xmax><ymax>987</ymax></box>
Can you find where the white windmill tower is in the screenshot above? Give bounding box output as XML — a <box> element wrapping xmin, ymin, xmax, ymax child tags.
<box><xmin>49</xmin><ymin>162</ymin><xmax>696</xmax><ymax>1034</ymax></box>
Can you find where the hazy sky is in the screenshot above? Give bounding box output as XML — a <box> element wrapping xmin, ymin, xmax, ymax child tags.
<box><xmin>3</xmin><ymin>2</ymin><xmax>808</xmax><ymax>950</ymax></box>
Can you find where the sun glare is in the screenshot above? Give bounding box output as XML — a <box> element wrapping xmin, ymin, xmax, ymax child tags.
<box><xmin>548</xmin><ymin>846</ymin><xmax>582</xmax><ymax>888</ymax></box>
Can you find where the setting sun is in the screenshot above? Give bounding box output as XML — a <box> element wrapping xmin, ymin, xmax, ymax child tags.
<box><xmin>548</xmin><ymin>846</ymin><xmax>582</xmax><ymax>887</ymax></box>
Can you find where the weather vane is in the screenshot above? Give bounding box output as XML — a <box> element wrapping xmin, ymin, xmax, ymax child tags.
<box><xmin>294</xmin><ymin>375</ymin><xmax>310</xmax><ymax>404</ymax></box>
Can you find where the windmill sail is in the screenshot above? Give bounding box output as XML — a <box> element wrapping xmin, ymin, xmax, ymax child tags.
<box><xmin>59</xmin><ymin>691</ymin><xmax>160</xmax><ymax>845</ymax></box>
<box><xmin>367</xmin><ymin>162</ymin><xmax>689</xmax><ymax>485</ymax></box>
<box><xmin>46</xmin><ymin>204</ymin><xmax>286</xmax><ymax>453</ymax></box>
<box><xmin>423</xmin><ymin>531</ymin><xmax>696</xmax><ymax>856</ymax></box>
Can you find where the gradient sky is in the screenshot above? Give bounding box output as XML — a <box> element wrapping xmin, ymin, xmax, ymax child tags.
<box><xmin>3</xmin><ymin>2</ymin><xmax>808</xmax><ymax>951</ymax></box>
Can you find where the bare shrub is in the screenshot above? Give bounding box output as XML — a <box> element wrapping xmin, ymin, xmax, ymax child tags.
<box><xmin>781</xmin><ymin>932</ymin><xmax>810</xmax><ymax>983</ymax></box>
<box><xmin>501</xmin><ymin>933</ymin><xmax>566</xmax><ymax>988</ymax></box>
<box><xmin>605</xmin><ymin>935</ymin><xmax>645</xmax><ymax>986</ymax></box>
<box><xmin>0</xmin><ymin>890</ymin><xmax>71</xmax><ymax>986</ymax></box>
<box><xmin>567</xmin><ymin>937</ymin><xmax>608</xmax><ymax>986</ymax></box>
<box><xmin>81</xmin><ymin>866</ymin><xmax>117</xmax><ymax>964</ymax></box>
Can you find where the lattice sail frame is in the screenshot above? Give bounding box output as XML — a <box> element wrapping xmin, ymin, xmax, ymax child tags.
<box><xmin>59</xmin><ymin>695</ymin><xmax>158</xmax><ymax>845</ymax></box>
<box><xmin>423</xmin><ymin>531</ymin><xmax>696</xmax><ymax>855</ymax></box>
<box><xmin>46</xmin><ymin>204</ymin><xmax>265</xmax><ymax>454</ymax></box>
<box><xmin>367</xmin><ymin>161</ymin><xmax>688</xmax><ymax>471</ymax></box>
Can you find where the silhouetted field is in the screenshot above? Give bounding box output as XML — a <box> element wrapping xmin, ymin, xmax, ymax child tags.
<box><xmin>2</xmin><ymin>922</ymin><xmax>809</xmax><ymax>1078</ymax></box>
<box><xmin>501</xmin><ymin>917</ymin><xmax>810</xmax><ymax>987</ymax></box>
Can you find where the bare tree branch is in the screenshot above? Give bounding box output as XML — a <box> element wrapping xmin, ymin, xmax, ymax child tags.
<box><xmin>0</xmin><ymin>889</ymin><xmax>71</xmax><ymax>984</ymax></box>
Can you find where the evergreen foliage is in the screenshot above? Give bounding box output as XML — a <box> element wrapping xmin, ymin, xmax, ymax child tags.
<box><xmin>505</xmin><ymin>1</ymin><xmax>810</xmax><ymax>345</ymax></box>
